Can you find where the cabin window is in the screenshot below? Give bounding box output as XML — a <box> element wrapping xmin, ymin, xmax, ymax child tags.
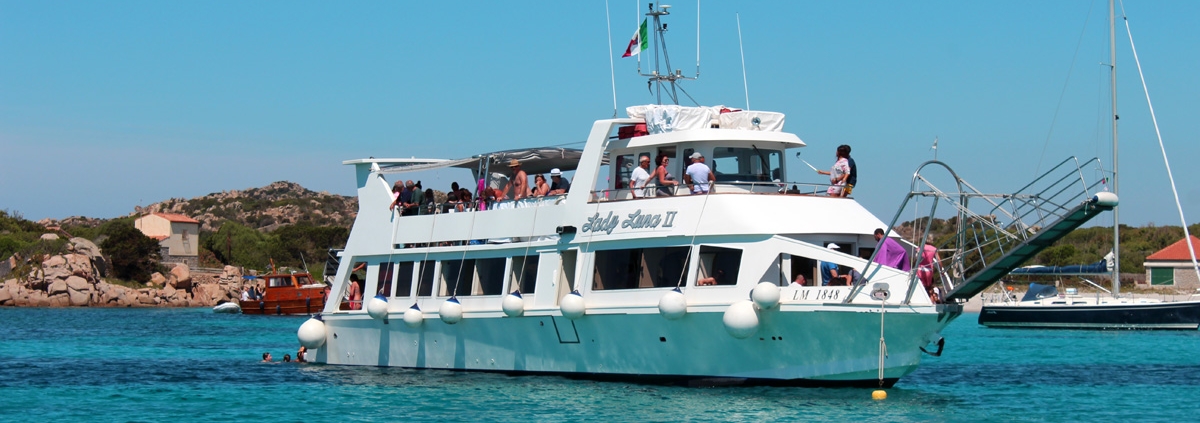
<box><xmin>376</xmin><ymin>263</ymin><xmax>395</xmax><ymax>297</ymax></box>
<box><xmin>475</xmin><ymin>258</ymin><xmax>506</xmax><ymax>296</ymax></box>
<box><xmin>697</xmin><ymin>246</ymin><xmax>742</xmax><ymax>286</ymax></box>
<box><xmin>392</xmin><ymin>262</ymin><xmax>415</xmax><ymax>298</ymax></box>
<box><xmin>416</xmin><ymin>260</ymin><xmax>436</xmax><ymax>297</ymax></box>
<box><xmin>779</xmin><ymin>253</ymin><xmax>818</xmax><ymax>286</ymax></box>
<box><xmin>440</xmin><ymin>259</ymin><xmax>476</xmax><ymax>297</ymax></box>
<box><xmin>556</xmin><ymin>251</ymin><xmax>575</xmax><ymax>302</ymax></box>
<box><xmin>615</xmin><ymin>154</ymin><xmax>634</xmax><ymax>189</ymax></box>
<box><xmin>593</xmin><ymin>247</ymin><xmax>690</xmax><ymax>290</ymax></box>
<box><xmin>711</xmin><ymin>147</ymin><xmax>782</xmax><ymax>183</ymax></box>
<box><xmin>268</xmin><ymin>276</ymin><xmax>291</xmax><ymax>288</ymax></box>
<box><xmin>295</xmin><ymin>275</ymin><xmax>312</xmax><ymax>285</ymax></box>
<box><xmin>512</xmin><ymin>255</ymin><xmax>539</xmax><ymax>294</ymax></box>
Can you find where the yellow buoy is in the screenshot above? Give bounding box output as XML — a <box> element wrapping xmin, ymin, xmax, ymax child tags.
<box><xmin>872</xmin><ymin>390</ymin><xmax>887</xmax><ymax>400</ymax></box>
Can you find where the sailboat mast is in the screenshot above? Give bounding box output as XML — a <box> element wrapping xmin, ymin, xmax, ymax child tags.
<box><xmin>1109</xmin><ymin>0</ymin><xmax>1121</xmax><ymax>296</ymax></box>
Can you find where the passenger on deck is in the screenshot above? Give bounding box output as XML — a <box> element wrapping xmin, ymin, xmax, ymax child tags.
<box><xmin>549</xmin><ymin>168</ymin><xmax>571</xmax><ymax>195</ymax></box>
<box><xmin>347</xmin><ymin>274</ymin><xmax>363</xmax><ymax>310</ymax></box>
<box><xmin>507</xmin><ymin>160</ymin><xmax>528</xmax><ymax>201</ymax></box>
<box><xmin>684</xmin><ymin>152</ymin><xmax>714</xmax><ymax>194</ymax></box>
<box><xmin>817</xmin><ymin>146</ymin><xmax>851</xmax><ymax>196</ymax></box>
<box><xmin>654</xmin><ymin>154</ymin><xmax>679</xmax><ymax>196</ymax></box>
<box><xmin>872</xmin><ymin>228</ymin><xmax>911</xmax><ymax>271</ymax></box>
<box><xmin>388</xmin><ymin>181</ymin><xmax>406</xmax><ymax>212</ymax></box>
<box><xmin>240</xmin><ymin>287</ymin><xmax>250</xmax><ymax>301</ymax></box>
<box><xmin>631</xmin><ymin>155</ymin><xmax>652</xmax><ymax>198</ymax></box>
<box><xmin>533</xmin><ymin>174</ymin><xmax>550</xmax><ymax>197</ymax></box>
<box><xmin>790</xmin><ymin>273</ymin><xmax>807</xmax><ymax>287</ymax></box>
<box><xmin>406</xmin><ymin>181</ymin><xmax>424</xmax><ymax>216</ymax></box>
<box><xmin>841</xmin><ymin>144</ymin><xmax>857</xmax><ymax>197</ymax></box>
<box><xmin>423</xmin><ymin>188</ymin><xmax>436</xmax><ymax>214</ymax></box>
<box><xmin>821</xmin><ymin>243</ymin><xmax>845</xmax><ymax>286</ymax></box>
<box><xmin>918</xmin><ymin>234</ymin><xmax>941</xmax><ymax>301</ymax></box>
<box><xmin>459</xmin><ymin>188</ymin><xmax>474</xmax><ymax>211</ymax></box>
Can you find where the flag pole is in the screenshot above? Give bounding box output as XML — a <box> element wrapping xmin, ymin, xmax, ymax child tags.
<box><xmin>605</xmin><ymin>0</ymin><xmax>618</xmax><ymax>118</ymax></box>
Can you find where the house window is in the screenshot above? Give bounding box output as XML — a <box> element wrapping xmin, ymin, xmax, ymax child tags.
<box><xmin>1150</xmin><ymin>267</ymin><xmax>1174</xmax><ymax>286</ymax></box>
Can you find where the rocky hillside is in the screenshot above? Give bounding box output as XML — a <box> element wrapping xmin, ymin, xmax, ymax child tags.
<box><xmin>41</xmin><ymin>181</ymin><xmax>357</xmax><ymax>233</ymax></box>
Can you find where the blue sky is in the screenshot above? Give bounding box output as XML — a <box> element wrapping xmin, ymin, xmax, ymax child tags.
<box><xmin>2</xmin><ymin>0</ymin><xmax>1198</xmax><ymax>228</ymax></box>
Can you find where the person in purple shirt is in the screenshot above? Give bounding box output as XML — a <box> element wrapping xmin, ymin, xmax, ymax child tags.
<box><xmin>872</xmin><ymin>228</ymin><xmax>911</xmax><ymax>271</ymax></box>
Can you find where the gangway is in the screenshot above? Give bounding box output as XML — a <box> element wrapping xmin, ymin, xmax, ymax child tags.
<box><xmin>847</xmin><ymin>157</ymin><xmax>1117</xmax><ymax>304</ymax></box>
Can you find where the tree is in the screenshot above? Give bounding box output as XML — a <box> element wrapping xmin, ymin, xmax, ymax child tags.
<box><xmin>100</xmin><ymin>220</ymin><xmax>162</xmax><ymax>282</ymax></box>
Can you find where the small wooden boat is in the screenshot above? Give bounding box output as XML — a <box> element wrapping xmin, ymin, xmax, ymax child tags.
<box><xmin>239</xmin><ymin>272</ymin><xmax>328</xmax><ymax>315</ymax></box>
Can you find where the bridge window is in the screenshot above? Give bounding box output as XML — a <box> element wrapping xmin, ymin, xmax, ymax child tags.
<box><xmin>711</xmin><ymin>147</ymin><xmax>782</xmax><ymax>183</ymax></box>
<box><xmin>593</xmin><ymin>247</ymin><xmax>690</xmax><ymax>290</ymax></box>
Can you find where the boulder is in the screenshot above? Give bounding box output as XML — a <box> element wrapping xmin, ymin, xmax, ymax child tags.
<box><xmin>49</xmin><ymin>293</ymin><xmax>68</xmax><ymax>307</ymax></box>
<box><xmin>48</xmin><ymin>279</ymin><xmax>68</xmax><ymax>295</ymax></box>
<box><xmin>67</xmin><ymin>288</ymin><xmax>90</xmax><ymax>306</ymax></box>
<box><xmin>40</xmin><ymin>233</ymin><xmax>60</xmax><ymax>241</ymax></box>
<box><xmin>44</xmin><ymin>255</ymin><xmax>66</xmax><ymax>268</ymax></box>
<box><xmin>150</xmin><ymin>273</ymin><xmax>167</xmax><ymax>287</ymax></box>
<box><xmin>0</xmin><ymin>289</ymin><xmax>11</xmax><ymax>304</ymax></box>
<box><xmin>65</xmin><ymin>275</ymin><xmax>90</xmax><ymax>292</ymax></box>
<box><xmin>170</xmin><ymin>264</ymin><xmax>192</xmax><ymax>290</ymax></box>
<box><xmin>222</xmin><ymin>265</ymin><xmax>242</xmax><ymax>279</ymax></box>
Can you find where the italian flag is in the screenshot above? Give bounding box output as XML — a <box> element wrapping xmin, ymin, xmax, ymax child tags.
<box><xmin>622</xmin><ymin>19</ymin><xmax>648</xmax><ymax>58</ymax></box>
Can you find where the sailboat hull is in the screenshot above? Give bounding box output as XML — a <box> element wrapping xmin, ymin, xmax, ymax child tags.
<box><xmin>979</xmin><ymin>301</ymin><xmax>1200</xmax><ymax>330</ymax></box>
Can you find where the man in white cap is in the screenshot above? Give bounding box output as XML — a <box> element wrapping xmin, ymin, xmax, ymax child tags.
<box><xmin>548</xmin><ymin>168</ymin><xmax>571</xmax><ymax>195</ymax></box>
<box><xmin>630</xmin><ymin>155</ymin><xmax>652</xmax><ymax>198</ymax></box>
<box><xmin>683</xmin><ymin>151</ymin><xmax>715</xmax><ymax>194</ymax></box>
<box><xmin>821</xmin><ymin>243</ymin><xmax>845</xmax><ymax>286</ymax></box>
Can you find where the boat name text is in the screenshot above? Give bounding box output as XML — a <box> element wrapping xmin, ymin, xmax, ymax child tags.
<box><xmin>581</xmin><ymin>210</ymin><xmax>677</xmax><ymax>234</ymax></box>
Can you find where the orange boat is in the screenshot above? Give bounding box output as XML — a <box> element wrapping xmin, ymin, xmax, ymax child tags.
<box><xmin>239</xmin><ymin>272</ymin><xmax>329</xmax><ymax>315</ymax></box>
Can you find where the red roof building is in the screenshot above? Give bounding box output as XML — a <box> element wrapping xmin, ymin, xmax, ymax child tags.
<box><xmin>134</xmin><ymin>213</ymin><xmax>200</xmax><ymax>267</ymax></box>
<box><xmin>1143</xmin><ymin>235</ymin><xmax>1200</xmax><ymax>288</ymax></box>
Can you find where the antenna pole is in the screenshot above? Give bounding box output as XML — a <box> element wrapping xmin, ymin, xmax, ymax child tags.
<box><xmin>606</xmin><ymin>0</ymin><xmax>618</xmax><ymax>117</ymax></box>
<box><xmin>695</xmin><ymin>0</ymin><xmax>701</xmax><ymax>77</ymax></box>
<box><xmin>736</xmin><ymin>13</ymin><xmax>750</xmax><ymax>110</ymax></box>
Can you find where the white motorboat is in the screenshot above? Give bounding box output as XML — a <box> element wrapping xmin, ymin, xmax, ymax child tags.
<box><xmin>294</xmin><ymin>5</ymin><xmax>1113</xmax><ymax>386</ymax></box>
<box><xmin>212</xmin><ymin>301</ymin><xmax>241</xmax><ymax>314</ymax></box>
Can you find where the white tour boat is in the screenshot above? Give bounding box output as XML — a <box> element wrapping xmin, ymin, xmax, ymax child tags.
<box><xmin>294</xmin><ymin>5</ymin><xmax>1116</xmax><ymax>386</ymax></box>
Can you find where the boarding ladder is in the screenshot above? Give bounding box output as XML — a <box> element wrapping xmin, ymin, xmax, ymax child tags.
<box><xmin>846</xmin><ymin>157</ymin><xmax>1116</xmax><ymax>304</ymax></box>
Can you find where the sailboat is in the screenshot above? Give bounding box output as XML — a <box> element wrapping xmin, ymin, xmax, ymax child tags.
<box><xmin>977</xmin><ymin>0</ymin><xmax>1200</xmax><ymax>330</ymax></box>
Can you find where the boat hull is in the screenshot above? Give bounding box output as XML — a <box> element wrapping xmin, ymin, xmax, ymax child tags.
<box><xmin>310</xmin><ymin>304</ymin><xmax>958</xmax><ymax>387</ymax></box>
<box><xmin>240</xmin><ymin>288</ymin><xmax>328</xmax><ymax>315</ymax></box>
<box><xmin>978</xmin><ymin>301</ymin><xmax>1200</xmax><ymax>330</ymax></box>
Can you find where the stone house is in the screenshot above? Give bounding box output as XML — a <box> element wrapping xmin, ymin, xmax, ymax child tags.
<box><xmin>134</xmin><ymin>213</ymin><xmax>200</xmax><ymax>267</ymax></box>
<box><xmin>1143</xmin><ymin>235</ymin><xmax>1200</xmax><ymax>289</ymax></box>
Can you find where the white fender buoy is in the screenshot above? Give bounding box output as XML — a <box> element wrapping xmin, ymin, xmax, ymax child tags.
<box><xmin>366</xmin><ymin>294</ymin><xmax>389</xmax><ymax>320</ymax></box>
<box><xmin>751</xmin><ymin>282</ymin><xmax>781</xmax><ymax>310</ymax></box>
<box><xmin>403</xmin><ymin>303</ymin><xmax>423</xmax><ymax>328</ymax></box>
<box><xmin>297</xmin><ymin>316</ymin><xmax>327</xmax><ymax>349</ymax></box>
<box><xmin>1092</xmin><ymin>191</ymin><xmax>1119</xmax><ymax>207</ymax></box>
<box><xmin>502</xmin><ymin>290</ymin><xmax>525</xmax><ymax>317</ymax></box>
<box><xmin>657</xmin><ymin>287</ymin><xmax>687</xmax><ymax>320</ymax></box>
<box><xmin>440</xmin><ymin>297</ymin><xmax>463</xmax><ymax>324</ymax></box>
<box><xmin>722</xmin><ymin>300</ymin><xmax>759</xmax><ymax>339</ymax></box>
<box><xmin>560</xmin><ymin>290</ymin><xmax>586</xmax><ymax>320</ymax></box>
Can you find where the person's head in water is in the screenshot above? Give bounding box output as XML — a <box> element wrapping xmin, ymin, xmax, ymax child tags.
<box><xmin>283</xmin><ymin>354</ymin><xmax>291</xmax><ymax>362</ymax></box>
<box><xmin>262</xmin><ymin>352</ymin><xmax>272</xmax><ymax>362</ymax></box>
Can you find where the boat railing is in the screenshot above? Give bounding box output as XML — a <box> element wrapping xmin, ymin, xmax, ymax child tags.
<box><xmin>587</xmin><ymin>180</ymin><xmax>837</xmax><ymax>203</ymax></box>
<box><xmin>846</xmin><ymin>156</ymin><xmax>1112</xmax><ymax>305</ymax></box>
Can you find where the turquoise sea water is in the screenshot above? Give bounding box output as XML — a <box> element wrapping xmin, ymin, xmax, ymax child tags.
<box><xmin>1</xmin><ymin>308</ymin><xmax>1198</xmax><ymax>423</ymax></box>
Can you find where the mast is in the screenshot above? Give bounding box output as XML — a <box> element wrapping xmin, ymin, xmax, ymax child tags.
<box><xmin>1109</xmin><ymin>0</ymin><xmax>1121</xmax><ymax>296</ymax></box>
<box><xmin>639</xmin><ymin>3</ymin><xmax>697</xmax><ymax>105</ymax></box>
